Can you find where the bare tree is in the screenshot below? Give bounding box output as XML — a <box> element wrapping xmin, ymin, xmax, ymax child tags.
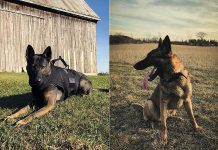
<box><xmin>151</xmin><ymin>36</ymin><xmax>158</xmax><ymax>42</ymax></box>
<box><xmin>146</xmin><ymin>32</ymin><xmax>151</xmax><ymax>41</ymax></box>
<box><xmin>196</xmin><ymin>32</ymin><xmax>207</xmax><ymax>40</ymax></box>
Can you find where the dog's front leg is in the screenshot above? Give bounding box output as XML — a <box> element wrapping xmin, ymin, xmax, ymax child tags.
<box><xmin>184</xmin><ymin>97</ymin><xmax>201</xmax><ymax>130</ymax></box>
<box><xmin>14</xmin><ymin>87</ymin><xmax>57</xmax><ymax>127</ymax></box>
<box><xmin>14</xmin><ymin>104</ymin><xmax>54</xmax><ymax>127</ymax></box>
<box><xmin>4</xmin><ymin>105</ymin><xmax>31</xmax><ymax>121</ymax></box>
<box><xmin>160</xmin><ymin>99</ymin><xmax>168</xmax><ymax>145</ymax></box>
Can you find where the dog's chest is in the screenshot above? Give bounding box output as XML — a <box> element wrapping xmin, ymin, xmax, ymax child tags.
<box><xmin>160</xmin><ymin>82</ymin><xmax>184</xmax><ymax>98</ymax></box>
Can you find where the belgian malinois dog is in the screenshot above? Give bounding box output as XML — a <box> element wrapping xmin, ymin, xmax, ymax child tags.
<box><xmin>4</xmin><ymin>45</ymin><xmax>92</xmax><ymax>127</ymax></box>
<box><xmin>133</xmin><ymin>35</ymin><xmax>201</xmax><ymax>145</ymax></box>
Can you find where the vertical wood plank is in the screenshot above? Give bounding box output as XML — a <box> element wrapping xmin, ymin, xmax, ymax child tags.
<box><xmin>0</xmin><ymin>1</ymin><xmax>97</xmax><ymax>74</ymax></box>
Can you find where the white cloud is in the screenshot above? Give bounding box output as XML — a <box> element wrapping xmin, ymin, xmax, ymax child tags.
<box><xmin>110</xmin><ymin>0</ymin><xmax>218</xmax><ymax>40</ymax></box>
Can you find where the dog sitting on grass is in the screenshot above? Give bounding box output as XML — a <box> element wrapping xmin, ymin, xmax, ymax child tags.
<box><xmin>133</xmin><ymin>35</ymin><xmax>201</xmax><ymax>145</ymax></box>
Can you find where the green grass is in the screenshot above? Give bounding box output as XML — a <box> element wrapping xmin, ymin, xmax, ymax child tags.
<box><xmin>0</xmin><ymin>72</ymin><xmax>109</xmax><ymax>149</ymax></box>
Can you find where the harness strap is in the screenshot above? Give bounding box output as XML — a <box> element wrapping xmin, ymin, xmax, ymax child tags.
<box><xmin>163</xmin><ymin>71</ymin><xmax>187</xmax><ymax>83</ymax></box>
<box><xmin>51</xmin><ymin>56</ymin><xmax>69</xmax><ymax>69</ymax></box>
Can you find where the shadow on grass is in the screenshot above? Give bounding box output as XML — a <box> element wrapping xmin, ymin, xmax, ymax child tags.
<box><xmin>0</xmin><ymin>93</ymin><xmax>32</xmax><ymax>109</ymax></box>
<box><xmin>110</xmin><ymin>102</ymin><xmax>152</xmax><ymax>149</ymax></box>
<box><xmin>110</xmin><ymin>102</ymin><xmax>146</xmax><ymax>132</ymax></box>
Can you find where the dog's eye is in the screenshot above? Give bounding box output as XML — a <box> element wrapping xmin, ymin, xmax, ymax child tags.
<box><xmin>41</xmin><ymin>66</ymin><xmax>46</xmax><ymax>69</ymax></box>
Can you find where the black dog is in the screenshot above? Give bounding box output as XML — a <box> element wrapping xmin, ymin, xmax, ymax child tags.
<box><xmin>4</xmin><ymin>45</ymin><xmax>92</xmax><ymax>126</ymax></box>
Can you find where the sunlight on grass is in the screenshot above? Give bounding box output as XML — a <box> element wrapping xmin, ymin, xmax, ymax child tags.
<box><xmin>110</xmin><ymin>44</ymin><xmax>218</xmax><ymax>149</ymax></box>
<box><xmin>0</xmin><ymin>72</ymin><xmax>109</xmax><ymax>149</ymax></box>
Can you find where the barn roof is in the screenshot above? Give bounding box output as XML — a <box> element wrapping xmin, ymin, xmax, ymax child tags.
<box><xmin>12</xmin><ymin>0</ymin><xmax>100</xmax><ymax>21</ymax></box>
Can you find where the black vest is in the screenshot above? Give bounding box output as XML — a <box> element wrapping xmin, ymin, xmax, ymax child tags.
<box><xmin>31</xmin><ymin>65</ymin><xmax>83</xmax><ymax>100</ymax></box>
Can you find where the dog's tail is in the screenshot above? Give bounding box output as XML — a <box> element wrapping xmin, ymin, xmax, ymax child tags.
<box><xmin>93</xmin><ymin>88</ymin><xmax>109</xmax><ymax>93</ymax></box>
<box><xmin>131</xmin><ymin>103</ymin><xmax>144</xmax><ymax>111</ymax></box>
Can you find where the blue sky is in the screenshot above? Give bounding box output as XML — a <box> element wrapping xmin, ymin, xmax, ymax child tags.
<box><xmin>85</xmin><ymin>0</ymin><xmax>109</xmax><ymax>73</ymax></box>
<box><xmin>110</xmin><ymin>0</ymin><xmax>218</xmax><ymax>41</ymax></box>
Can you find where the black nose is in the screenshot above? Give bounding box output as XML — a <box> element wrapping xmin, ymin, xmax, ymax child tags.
<box><xmin>133</xmin><ymin>64</ymin><xmax>138</xmax><ymax>69</ymax></box>
<box><xmin>133</xmin><ymin>63</ymin><xmax>142</xmax><ymax>70</ymax></box>
<box><xmin>35</xmin><ymin>78</ymin><xmax>41</xmax><ymax>83</ymax></box>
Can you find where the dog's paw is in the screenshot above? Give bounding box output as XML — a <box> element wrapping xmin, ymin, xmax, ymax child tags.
<box><xmin>160</xmin><ymin>137</ymin><xmax>168</xmax><ymax>145</ymax></box>
<box><xmin>194</xmin><ymin>125</ymin><xmax>202</xmax><ymax>131</ymax></box>
<box><xmin>4</xmin><ymin>115</ymin><xmax>15</xmax><ymax>122</ymax></box>
<box><xmin>160</xmin><ymin>130</ymin><xmax>168</xmax><ymax>145</ymax></box>
<box><xmin>13</xmin><ymin>119</ymin><xmax>27</xmax><ymax>127</ymax></box>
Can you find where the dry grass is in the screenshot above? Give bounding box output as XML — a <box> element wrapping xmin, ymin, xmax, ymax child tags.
<box><xmin>110</xmin><ymin>44</ymin><xmax>218</xmax><ymax>69</ymax></box>
<box><xmin>110</xmin><ymin>44</ymin><xmax>218</xmax><ymax>149</ymax></box>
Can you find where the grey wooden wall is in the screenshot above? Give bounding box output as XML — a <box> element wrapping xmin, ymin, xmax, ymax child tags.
<box><xmin>0</xmin><ymin>1</ymin><xmax>97</xmax><ymax>74</ymax></box>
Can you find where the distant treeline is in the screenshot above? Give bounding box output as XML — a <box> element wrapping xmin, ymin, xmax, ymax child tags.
<box><xmin>110</xmin><ymin>35</ymin><xmax>218</xmax><ymax>46</ymax></box>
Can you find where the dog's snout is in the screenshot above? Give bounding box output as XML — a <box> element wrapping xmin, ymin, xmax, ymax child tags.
<box><xmin>34</xmin><ymin>77</ymin><xmax>42</xmax><ymax>84</ymax></box>
<box><xmin>134</xmin><ymin>60</ymin><xmax>146</xmax><ymax>70</ymax></box>
<box><xmin>133</xmin><ymin>63</ymin><xmax>139</xmax><ymax>69</ymax></box>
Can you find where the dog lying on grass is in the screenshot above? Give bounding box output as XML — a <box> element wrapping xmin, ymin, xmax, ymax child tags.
<box><xmin>4</xmin><ymin>45</ymin><xmax>92</xmax><ymax>127</ymax></box>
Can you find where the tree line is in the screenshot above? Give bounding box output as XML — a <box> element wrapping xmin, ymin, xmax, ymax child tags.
<box><xmin>110</xmin><ymin>33</ymin><xmax>218</xmax><ymax>46</ymax></box>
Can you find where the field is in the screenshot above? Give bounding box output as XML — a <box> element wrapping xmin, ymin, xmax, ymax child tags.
<box><xmin>0</xmin><ymin>73</ymin><xmax>109</xmax><ymax>149</ymax></box>
<box><xmin>110</xmin><ymin>44</ymin><xmax>218</xmax><ymax>149</ymax></box>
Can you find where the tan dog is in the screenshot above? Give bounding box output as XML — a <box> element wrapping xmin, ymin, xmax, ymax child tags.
<box><xmin>133</xmin><ymin>35</ymin><xmax>201</xmax><ymax>145</ymax></box>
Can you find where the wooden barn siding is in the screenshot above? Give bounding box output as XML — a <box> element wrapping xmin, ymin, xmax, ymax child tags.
<box><xmin>0</xmin><ymin>1</ymin><xmax>97</xmax><ymax>73</ymax></box>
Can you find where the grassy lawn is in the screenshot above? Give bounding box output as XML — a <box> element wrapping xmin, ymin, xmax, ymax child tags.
<box><xmin>0</xmin><ymin>72</ymin><xmax>109</xmax><ymax>149</ymax></box>
<box><xmin>110</xmin><ymin>44</ymin><xmax>218</xmax><ymax>149</ymax></box>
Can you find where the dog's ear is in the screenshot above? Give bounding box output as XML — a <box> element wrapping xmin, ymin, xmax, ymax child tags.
<box><xmin>158</xmin><ymin>38</ymin><xmax>162</xmax><ymax>48</ymax></box>
<box><xmin>26</xmin><ymin>45</ymin><xmax>35</xmax><ymax>61</ymax></box>
<box><xmin>43</xmin><ymin>46</ymin><xmax>52</xmax><ymax>61</ymax></box>
<box><xmin>161</xmin><ymin>35</ymin><xmax>172</xmax><ymax>55</ymax></box>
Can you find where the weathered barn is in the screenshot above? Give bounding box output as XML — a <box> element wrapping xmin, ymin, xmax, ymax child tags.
<box><xmin>0</xmin><ymin>0</ymin><xmax>99</xmax><ymax>74</ymax></box>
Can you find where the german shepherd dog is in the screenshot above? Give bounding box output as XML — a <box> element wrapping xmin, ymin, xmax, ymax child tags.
<box><xmin>4</xmin><ymin>45</ymin><xmax>92</xmax><ymax>127</ymax></box>
<box><xmin>133</xmin><ymin>35</ymin><xmax>201</xmax><ymax>145</ymax></box>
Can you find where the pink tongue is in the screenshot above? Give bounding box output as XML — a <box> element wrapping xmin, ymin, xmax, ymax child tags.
<box><xmin>143</xmin><ymin>67</ymin><xmax>156</xmax><ymax>90</ymax></box>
